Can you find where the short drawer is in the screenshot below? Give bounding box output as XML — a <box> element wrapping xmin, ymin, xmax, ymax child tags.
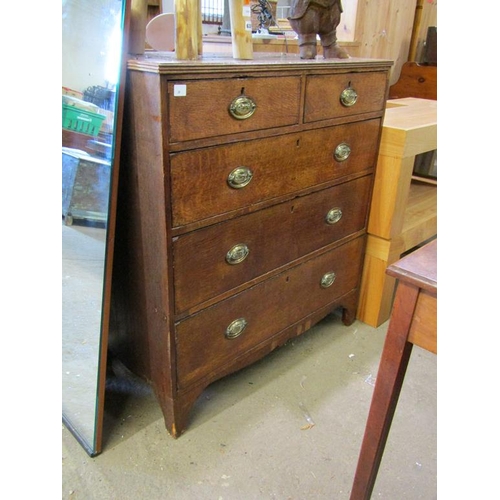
<box><xmin>175</xmin><ymin>236</ymin><xmax>364</xmax><ymax>388</ymax></box>
<box><xmin>173</xmin><ymin>175</ymin><xmax>371</xmax><ymax>314</ymax></box>
<box><xmin>304</xmin><ymin>71</ymin><xmax>387</xmax><ymax>123</ymax></box>
<box><xmin>170</xmin><ymin>119</ymin><xmax>381</xmax><ymax>228</ymax></box>
<box><xmin>167</xmin><ymin>76</ymin><xmax>301</xmax><ymax>142</ymax></box>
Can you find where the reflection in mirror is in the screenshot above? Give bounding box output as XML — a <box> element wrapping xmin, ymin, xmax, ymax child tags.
<box><xmin>62</xmin><ymin>0</ymin><xmax>129</xmax><ymax>456</ymax></box>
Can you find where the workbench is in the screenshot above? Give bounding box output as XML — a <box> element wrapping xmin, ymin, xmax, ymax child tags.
<box><xmin>357</xmin><ymin>97</ymin><xmax>437</xmax><ymax>327</ymax></box>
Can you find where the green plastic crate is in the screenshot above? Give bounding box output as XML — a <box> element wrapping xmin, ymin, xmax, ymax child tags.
<box><xmin>62</xmin><ymin>103</ymin><xmax>106</xmax><ymax>136</ymax></box>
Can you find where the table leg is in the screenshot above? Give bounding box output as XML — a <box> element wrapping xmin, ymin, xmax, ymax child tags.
<box><xmin>357</xmin><ymin>235</ymin><xmax>400</xmax><ymax>326</ymax></box>
<box><xmin>350</xmin><ymin>281</ymin><xmax>419</xmax><ymax>499</ymax></box>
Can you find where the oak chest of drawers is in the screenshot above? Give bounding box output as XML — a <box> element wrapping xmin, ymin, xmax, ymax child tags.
<box><xmin>112</xmin><ymin>53</ymin><xmax>391</xmax><ymax>437</ymax></box>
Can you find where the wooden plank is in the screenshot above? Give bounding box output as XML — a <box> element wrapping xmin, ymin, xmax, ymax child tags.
<box><xmin>356</xmin><ymin>235</ymin><xmax>400</xmax><ymax>327</ymax></box>
<box><xmin>228</xmin><ymin>0</ymin><xmax>253</xmax><ymax>60</ymax></box>
<box><xmin>414</xmin><ymin>0</ymin><xmax>437</xmax><ymax>62</ymax></box>
<box><xmin>408</xmin><ymin>0</ymin><xmax>424</xmax><ymax>61</ymax></box>
<box><xmin>399</xmin><ymin>181</ymin><xmax>437</xmax><ymax>251</ymax></box>
<box><xmin>412</xmin><ymin>175</ymin><xmax>437</xmax><ymax>185</ymax></box>
<box><xmin>408</xmin><ymin>289</ymin><xmax>437</xmax><ymax>353</ymax></box>
<box><xmin>130</xmin><ymin>0</ymin><xmax>148</xmax><ymax>54</ymax></box>
<box><xmin>175</xmin><ymin>0</ymin><xmax>201</xmax><ymax>60</ymax></box>
<box><xmin>380</xmin><ymin>98</ymin><xmax>437</xmax><ymax>158</ymax></box>
<box><xmin>389</xmin><ymin>63</ymin><xmax>437</xmax><ymax>100</ymax></box>
<box><xmin>350</xmin><ymin>0</ymin><xmax>415</xmax><ymax>85</ymax></box>
<box><xmin>368</xmin><ymin>155</ymin><xmax>414</xmax><ymax>239</ymax></box>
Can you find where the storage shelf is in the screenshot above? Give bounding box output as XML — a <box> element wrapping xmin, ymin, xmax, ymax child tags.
<box><xmin>400</xmin><ymin>180</ymin><xmax>437</xmax><ymax>252</ymax></box>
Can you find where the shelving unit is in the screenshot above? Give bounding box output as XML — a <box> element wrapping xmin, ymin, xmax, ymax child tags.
<box><xmin>402</xmin><ymin>180</ymin><xmax>437</xmax><ymax>250</ymax></box>
<box><xmin>357</xmin><ymin>98</ymin><xmax>437</xmax><ymax>327</ymax></box>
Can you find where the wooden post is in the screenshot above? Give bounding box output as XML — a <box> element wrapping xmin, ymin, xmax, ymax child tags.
<box><xmin>197</xmin><ymin>0</ymin><xmax>203</xmax><ymax>55</ymax></box>
<box><xmin>129</xmin><ymin>0</ymin><xmax>148</xmax><ymax>54</ymax></box>
<box><xmin>228</xmin><ymin>0</ymin><xmax>253</xmax><ymax>60</ymax></box>
<box><xmin>408</xmin><ymin>0</ymin><xmax>424</xmax><ymax>61</ymax></box>
<box><xmin>175</xmin><ymin>0</ymin><xmax>201</xmax><ymax>60</ymax></box>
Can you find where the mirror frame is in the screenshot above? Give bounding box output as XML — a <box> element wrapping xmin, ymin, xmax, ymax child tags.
<box><xmin>62</xmin><ymin>0</ymin><xmax>131</xmax><ymax>457</ymax></box>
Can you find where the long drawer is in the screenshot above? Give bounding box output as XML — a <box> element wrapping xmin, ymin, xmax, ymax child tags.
<box><xmin>170</xmin><ymin>119</ymin><xmax>381</xmax><ymax>228</ymax></box>
<box><xmin>167</xmin><ymin>76</ymin><xmax>301</xmax><ymax>143</ymax></box>
<box><xmin>175</xmin><ymin>236</ymin><xmax>364</xmax><ymax>389</ymax></box>
<box><xmin>304</xmin><ymin>71</ymin><xmax>387</xmax><ymax>123</ymax></box>
<box><xmin>173</xmin><ymin>175</ymin><xmax>371</xmax><ymax>314</ymax></box>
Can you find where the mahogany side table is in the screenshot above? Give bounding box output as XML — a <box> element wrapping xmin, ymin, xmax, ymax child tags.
<box><xmin>351</xmin><ymin>238</ymin><xmax>437</xmax><ymax>499</ymax></box>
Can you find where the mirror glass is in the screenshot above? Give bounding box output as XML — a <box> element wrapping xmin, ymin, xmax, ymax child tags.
<box><xmin>62</xmin><ymin>0</ymin><xmax>128</xmax><ymax>456</ymax></box>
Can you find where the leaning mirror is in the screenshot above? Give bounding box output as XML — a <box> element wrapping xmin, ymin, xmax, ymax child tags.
<box><xmin>62</xmin><ymin>0</ymin><xmax>130</xmax><ymax>456</ymax></box>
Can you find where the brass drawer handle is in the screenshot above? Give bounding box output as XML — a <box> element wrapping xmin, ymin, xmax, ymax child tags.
<box><xmin>229</xmin><ymin>95</ymin><xmax>257</xmax><ymax>120</ymax></box>
<box><xmin>326</xmin><ymin>207</ymin><xmax>343</xmax><ymax>225</ymax></box>
<box><xmin>320</xmin><ymin>271</ymin><xmax>336</xmax><ymax>288</ymax></box>
<box><xmin>334</xmin><ymin>143</ymin><xmax>351</xmax><ymax>162</ymax></box>
<box><xmin>225</xmin><ymin>318</ymin><xmax>248</xmax><ymax>339</ymax></box>
<box><xmin>226</xmin><ymin>243</ymin><xmax>250</xmax><ymax>265</ymax></box>
<box><xmin>227</xmin><ymin>166</ymin><xmax>253</xmax><ymax>189</ymax></box>
<box><xmin>340</xmin><ymin>87</ymin><xmax>358</xmax><ymax>107</ymax></box>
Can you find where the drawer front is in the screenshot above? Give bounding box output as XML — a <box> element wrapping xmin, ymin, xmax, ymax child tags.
<box><xmin>167</xmin><ymin>76</ymin><xmax>301</xmax><ymax>142</ymax></box>
<box><xmin>173</xmin><ymin>175</ymin><xmax>371</xmax><ymax>314</ymax></box>
<box><xmin>175</xmin><ymin>237</ymin><xmax>364</xmax><ymax>388</ymax></box>
<box><xmin>170</xmin><ymin>119</ymin><xmax>380</xmax><ymax>228</ymax></box>
<box><xmin>304</xmin><ymin>71</ymin><xmax>387</xmax><ymax>123</ymax></box>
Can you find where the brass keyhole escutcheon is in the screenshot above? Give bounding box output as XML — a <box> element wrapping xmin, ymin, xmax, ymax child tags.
<box><xmin>229</xmin><ymin>95</ymin><xmax>257</xmax><ymax>120</ymax></box>
<box><xmin>321</xmin><ymin>272</ymin><xmax>336</xmax><ymax>288</ymax></box>
<box><xmin>226</xmin><ymin>243</ymin><xmax>250</xmax><ymax>265</ymax></box>
<box><xmin>334</xmin><ymin>143</ymin><xmax>351</xmax><ymax>162</ymax></box>
<box><xmin>326</xmin><ymin>207</ymin><xmax>343</xmax><ymax>225</ymax></box>
<box><xmin>340</xmin><ymin>87</ymin><xmax>358</xmax><ymax>107</ymax></box>
<box><xmin>225</xmin><ymin>318</ymin><xmax>248</xmax><ymax>339</ymax></box>
<box><xmin>227</xmin><ymin>167</ymin><xmax>253</xmax><ymax>189</ymax></box>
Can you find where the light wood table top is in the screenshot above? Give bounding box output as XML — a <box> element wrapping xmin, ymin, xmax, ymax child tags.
<box><xmin>380</xmin><ymin>98</ymin><xmax>437</xmax><ymax>158</ymax></box>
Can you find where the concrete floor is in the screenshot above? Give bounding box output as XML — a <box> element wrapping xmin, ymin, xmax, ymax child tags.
<box><xmin>62</xmin><ymin>312</ymin><xmax>436</xmax><ymax>499</ymax></box>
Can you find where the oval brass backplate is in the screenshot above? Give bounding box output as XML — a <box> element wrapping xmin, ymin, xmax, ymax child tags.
<box><xmin>225</xmin><ymin>318</ymin><xmax>248</xmax><ymax>339</ymax></box>
<box><xmin>321</xmin><ymin>272</ymin><xmax>336</xmax><ymax>288</ymax></box>
<box><xmin>340</xmin><ymin>87</ymin><xmax>358</xmax><ymax>107</ymax></box>
<box><xmin>227</xmin><ymin>167</ymin><xmax>253</xmax><ymax>189</ymax></box>
<box><xmin>229</xmin><ymin>95</ymin><xmax>257</xmax><ymax>120</ymax></box>
<box><xmin>226</xmin><ymin>243</ymin><xmax>250</xmax><ymax>265</ymax></box>
<box><xmin>334</xmin><ymin>143</ymin><xmax>351</xmax><ymax>162</ymax></box>
<box><xmin>326</xmin><ymin>207</ymin><xmax>343</xmax><ymax>225</ymax></box>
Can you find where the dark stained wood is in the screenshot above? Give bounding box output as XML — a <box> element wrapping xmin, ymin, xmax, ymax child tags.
<box><xmin>388</xmin><ymin>62</ymin><xmax>437</xmax><ymax>100</ymax></box>
<box><xmin>176</xmin><ymin>237</ymin><xmax>365</xmax><ymax>388</ymax></box>
<box><xmin>170</xmin><ymin>287</ymin><xmax>361</xmax><ymax>437</ymax></box>
<box><xmin>305</xmin><ymin>71</ymin><xmax>388</xmax><ymax>122</ymax></box>
<box><xmin>167</xmin><ymin>76</ymin><xmax>301</xmax><ymax>142</ymax></box>
<box><xmin>386</xmin><ymin>239</ymin><xmax>437</xmax><ymax>292</ymax></box>
<box><xmin>111</xmin><ymin>55</ymin><xmax>391</xmax><ymax>438</ymax></box>
<box><xmin>170</xmin><ymin>120</ymin><xmax>381</xmax><ymax>229</ymax></box>
<box><xmin>350</xmin><ymin>239</ymin><xmax>437</xmax><ymax>499</ymax></box>
<box><xmin>111</xmin><ymin>70</ymin><xmax>176</xmax><ymax>396</ymax></box>
<box><xmin>173</xmin><ymin>176</ymin><xmax>372</xmax><ymax>314</ymax></box>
